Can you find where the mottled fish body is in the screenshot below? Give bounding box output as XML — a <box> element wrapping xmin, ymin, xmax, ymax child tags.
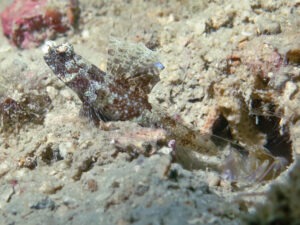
<box><xmin>44</xmin><ymin>40</ymin><xmax>163</xmax><ymax>122</ymax></box>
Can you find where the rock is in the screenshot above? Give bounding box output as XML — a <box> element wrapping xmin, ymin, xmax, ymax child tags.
<box><xmin>256</xmin><ymin>17</ymin><xmax>281</xmax><ymax>35</ymax></box>
<box><xmin>46</xmin><ymin>86</ymin><xmax>58</xmax><ymax>100</ymax></box>
<box><xmin>0</xmin><ymin>162</ymin><xmax>10</xmax><ymax>178</ymax></box>
<box><xmin>207</xmin><ymin>172</ymin><xmax>221</xmax><ymax>187</ymax></box>
<box><xmin>39</xmin><ymin>181</ymin><xmax>63</xmax><ymax>194</ymax></box>
<box><xmin>82</xmin><ymin>178</ymin><xmax>98</xmax><ymax>192</ymax></box>
<box><xmin>0</xmin><ymin>92</ymin><xmax>52</xmax><ymax>134</ymax></box>
<box><xmin>285</xmin><ymin>49</ymin><xmax>300</xmax><ymax>65</ymax></box>
<box><xmin>244</xmin><ymin>159</ymin><xmax>300</xmax><ymax>225</ymax></box>
<box><xmin>58</xmin><ymin>141</ymin><xmax>76</xmax><ymax>159</ymax></box>
<box><xmin>1</xmin><ymin>0</ymin><xmax>80</xmax><ymax>48</ymax></box>
<box><xmin>30</xmin><ymin>197</ymin><xmax>56</xmax><ymax>210</ymax></box>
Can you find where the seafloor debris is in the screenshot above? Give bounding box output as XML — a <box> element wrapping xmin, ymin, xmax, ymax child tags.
<box><xmin>44</xmin><ymin>40</ymin><xmax>164</xmax><ymax>122</ymax></box>
<box><xmin>30</xmin><ymin>197</ymin><xmax>56</xmax><ymax>210</ymax></box>
<box><xmin>110</xmin><ymin>126</ymin><xmax>167</xmax><ymax>160</ymax></box>
<box><xmin>18</xmin><ymin>155</ymin><xmax>37</xmax><ymax>170</ymax></box>
<box><xmin>0</xmin><ymin>93</ymin><xmax>52</xmax><ymax>134</ymax></box>
<box><xmin>1</xmin><ymin>0</ymin><xmax>80</xmax><ymax>48</ymax></box>
<box><xmin>285</xmin><ymin>48</ymin><xmax>300</xmax><ymax>65</ymax></box>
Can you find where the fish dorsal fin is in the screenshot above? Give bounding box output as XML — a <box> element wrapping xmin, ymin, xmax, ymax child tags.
<box><xmin>107</xmin><ymin>38</ymin><xmax>163</xmax><ymax>79</ymax></box>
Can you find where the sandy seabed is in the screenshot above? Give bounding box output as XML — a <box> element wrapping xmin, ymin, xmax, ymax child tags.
<box><xmin>0</xmin><ymin>0</ymin><xmax>300</xmax><ymax>224</ymax></box>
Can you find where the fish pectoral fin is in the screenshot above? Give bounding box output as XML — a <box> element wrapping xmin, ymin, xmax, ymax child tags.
<box><xmin>80</xmin><ymin>103</ymin><xmax>111</xmax><ymax>124</ymax></box>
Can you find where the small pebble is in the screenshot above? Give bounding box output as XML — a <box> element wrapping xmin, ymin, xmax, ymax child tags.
<box><xmin>158</xmin><ymin>147</ymin><xmax>173</xmax><ymax>155</ymax></box>
<box><xmin>207</xmin><ymin>172</ymin><xmax>221</xmax><ymax>187</ymax></box>
<box><xmin>39</xmin><ymin>182</ymin><xmax>63</xmax><ymax>194</ymax></box>
<box><xmin>46</xmin><ymin>86</ymin><xmax>58</xmax><ymax>100</ymax></box>
<box><xmin>256</xmin><ymin>17</ymin><xmax>281</xmax><ymax>35</ymax></box>
<box><xmin>81</xmin><ymin>30</ymin><xmax>90</xmax><ymax>39</ymax></box>
<box><xmin>83</xmin><ymin>178</ymin><xmax>98</xmax><ymax>192</ymax></box>
<box><xmin>30</xmin><ymin>197</ymin><xmax>56</xmax><ymax>210</ymax></box>
<box><xmin>59</xmin><ymin>142</ymin><xmax>76</xmax><ymax>159</ymax></box>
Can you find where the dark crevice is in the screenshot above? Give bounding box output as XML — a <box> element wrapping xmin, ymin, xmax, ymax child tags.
<box><xmin>41</xmin><ymin>144</ymin><xmax>63</xmax><ymax>165</ymax></box>
<box><xmin>187</xmin><ymin>97</ymin><xmax>203</xmax><ymax>103</ymax></box>
<box><xmin>253</xmin><ymin>114</ymin><xmax>292</xmax><ymax>162</ymax></box>
<box><xmin>250</xmin><ymin>99</ymin><xmax>293</xmax><ymax>163</ymax></box>
<box><xmin>211</xmin><ymin>114</ymin><xmax>232</xmax><ymax>146</ymax></box>
<box><xmin>211</xmin><ymin>100</ymin><xmax>293</xmax><ymax>164</ymax></box>
<box><xmin>211</xmin><ymin>114</ymin><xmax>248</xmax><ymax>155</ymax></box>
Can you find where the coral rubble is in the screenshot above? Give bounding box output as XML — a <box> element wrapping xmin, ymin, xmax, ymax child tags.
<box><xmin>1</xmin><ymin>0</ymin><xmax>80</xmax><ymax>48</ymax></box>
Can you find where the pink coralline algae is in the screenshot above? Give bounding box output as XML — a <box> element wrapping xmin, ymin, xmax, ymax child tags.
<box><xmin>1</xmin><ymin>0</ymin><xmax>80</xmax><ymax>49</ymax></box>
